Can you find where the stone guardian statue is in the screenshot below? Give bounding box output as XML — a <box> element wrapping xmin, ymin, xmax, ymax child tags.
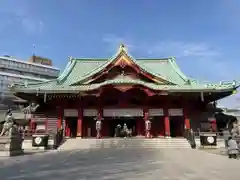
<box><xmin>18</xmin><ymin>102</ymin><xmax>39</xmax><ymax>132</ymax></box>
<box><xmin>19</xmin><ymin>102</ymin><xmax>40</xmax><ymax>121</ymax></box>
<box><xmin>0</xmin><ymin>109</ymin><xmax>15</xmax><ymax>136</ymax></box>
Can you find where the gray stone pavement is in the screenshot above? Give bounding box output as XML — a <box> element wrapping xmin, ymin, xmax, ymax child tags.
<box><xmin>0</xmin><ymin>148</ymin><xmax>240</xmax><ymax>180</ymax></box>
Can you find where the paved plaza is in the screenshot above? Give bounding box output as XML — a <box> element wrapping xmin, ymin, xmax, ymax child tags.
<box><xmin>0</xmin><ymin>148</ymin><xmax>240</xmax><ymax>180</ymax></box>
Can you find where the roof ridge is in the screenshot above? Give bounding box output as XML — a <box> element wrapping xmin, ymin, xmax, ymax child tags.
<box><xmin>74</xmin><ymin>58</ymin><xmax>108</xmax><ymax>61</ymax></box>
<box><xmin>72</xmin><ymin>57</ymin><xmax>172</xmax><ymax>61</ymax></box>
<box><xmin>136</xmin><ymin>58</ymin><xmax>171</xmax><ymax>61</ymax></box>
<box><xmin>124</xmin><ymin>51</ymin><xmax>174</xmax><ymax>84</ymax></box>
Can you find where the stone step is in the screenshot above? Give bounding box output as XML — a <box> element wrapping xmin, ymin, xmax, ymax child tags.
<box><xmin>58</xmin><ymin>138</ymin><xmax>191</xmax><ymax>150</ymax></box>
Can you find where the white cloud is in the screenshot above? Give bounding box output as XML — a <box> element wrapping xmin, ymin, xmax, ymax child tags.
<box><xmin>102</xmin><ymin>34</ymin><xmax>221</xmax><ymax>58</ymax></box>
<box><xmin>102</xmin><ymin>34</ymin><xmax>136</xmax><ymax>52</ymax></box>
<box><xmin>0</xmin><ymin>1</ymin><xmax>45</xmax><ymax>34</ymax></box>
<box><xmin>102</xmin><ymin>34</ymin><xmax>234</xmax><ymax>80</ymax></box>
<box><xmin>21</xmin><ymin>18</ymin><xmax>44</xmax><ymax>34</ymax></box>
<box><xmin>146</xmin><ymin>41</ymin><xmax>221</xmax><ymax>58</ymax></box>
<box><xmin>218</xmin><ymin>0</ymin><xmax>240</xmax><ymax>29</ymax></box>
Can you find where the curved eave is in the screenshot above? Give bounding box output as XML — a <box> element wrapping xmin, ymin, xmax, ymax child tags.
<box><xmin>10</xmin><ymin>79</ymin><xmax>57</xmax><ymax>89</ymax></box>
<box><xmin>169</xmin><ymin>57</ymin><xmax>188</xmax><ymax>81</ymax></box>
<box><xmin>56</xmin><ymin>59</ymin><xmax>77</xmax><ymax>82</ymax></box>
<box><xmin>11</xmin><ymin>79</ymin><xmax>237</xmax><ymax>94</ymax></box>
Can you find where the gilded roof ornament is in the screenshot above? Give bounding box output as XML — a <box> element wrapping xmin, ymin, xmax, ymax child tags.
<box><xmin>119</xmin><ymin>44</ymin><xmax>127</xmax><ymax>52</ymax></box>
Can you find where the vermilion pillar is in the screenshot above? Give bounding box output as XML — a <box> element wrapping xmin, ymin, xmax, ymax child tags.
<box><xmin>210</xmin><ymin>117</ymin><xmax>217</xmax><ymax>132</ymax></box>
<box><xmin>212</xmin><ymin>120</ymin><xmax>217</xmax><ymax>132</ymax></box>
<box><xmin>77</xmin><ymin>108</ymin><xmax>83</xmax><ymax>137</ymax></box>
<box><xmin>57</xmin><ymin>107</ymin><xmax>63</xmax><ymax>129</ymax></box>
<box><xmin>164</xmin><ymin>108</ymin><xmax>170</xmax><ymax>137</ymax></box>
<box><xmin>183</xmin><ymin>108</ymin><xmax>190</xmax><ymax>129</ymax></box>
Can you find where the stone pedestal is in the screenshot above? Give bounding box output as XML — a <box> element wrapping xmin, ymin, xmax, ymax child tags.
<box><xmin>0</xmin><ymin>126</ymin><xmax>23</xmax><ymax>157</ymax></box>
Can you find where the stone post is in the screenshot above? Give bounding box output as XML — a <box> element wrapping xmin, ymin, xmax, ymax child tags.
<box><xmin>0</xmin><ymin>126</ymin><xmax>23</xmax><ymax>157</ymax></box>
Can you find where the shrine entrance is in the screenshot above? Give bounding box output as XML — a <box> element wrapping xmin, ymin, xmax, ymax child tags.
<box><xmin>65</xmin><ymin>117</ymin><xmax>78</xmax><ymax>138</ymax></box>
<box><xmin>104</xmin><ymin>117</ymin><xmax>137</xmax><ymax>137</ymax></box>
<box><xmin>103</xmin><ymin>108</ymin><xmax>143</xmax><ymax>137</ymax></box>
<box><xmin>169</xmin><ymin>116</ymin><xmax>185</xmax><ymax>137</ymax></box>
<box><xmin>64</xmin><ymin>109</ymin><xmax>78</xmax><ymax>138</ymax></box>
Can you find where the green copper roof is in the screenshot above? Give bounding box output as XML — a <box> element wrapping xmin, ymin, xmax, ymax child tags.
<box><xmin>56</xmin><ymin>48</ymin><xmax>188</xmax><ymax>86</ymax></box>
<box><xmin>10</xmin><ymin>45</ymin><xmax>239</xmax><ymax>94</ymax></box>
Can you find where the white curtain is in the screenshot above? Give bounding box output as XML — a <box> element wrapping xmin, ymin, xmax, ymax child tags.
<box><xmin>103</xmin><ymin>108</ymin><xmax>143</xmax><ymax>117</ymax></box>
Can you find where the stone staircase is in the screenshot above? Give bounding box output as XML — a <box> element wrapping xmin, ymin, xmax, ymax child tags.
<box><xmin>58</xmin><ymin>137</ymin><xmax>191</xmax><ymax>151</ymax></box>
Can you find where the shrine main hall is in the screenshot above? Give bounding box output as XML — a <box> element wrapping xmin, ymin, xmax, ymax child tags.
<box><xmin>10</xmin><ymin>45</ymin><xmax>238</xmax><ymax>138</ymax></box>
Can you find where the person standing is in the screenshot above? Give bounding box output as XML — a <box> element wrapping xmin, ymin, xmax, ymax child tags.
<box><xmin>227</xmin><ymin>136</ymin><xmax>239</xmax><ymax>159</ymax></box>
<box><xmin>115</xmin><ymin>124</ymin><xmax>121</xmax><ymax>137</ymax></box>
<box><xmin>123</xmin><ymin>123</ymin><xmax>128</xmax><ymax>138</ymax></box>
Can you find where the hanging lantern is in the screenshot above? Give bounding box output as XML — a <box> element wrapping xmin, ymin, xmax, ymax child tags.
<box><xmin>44</xmin><ymin>92</ymin><xmax>47</xmax><ymax>103</ymax></box>
<box><xmin>200</xmin><ymin>92</ymin><xmax>204</xmax><ymax>102</ymax></box>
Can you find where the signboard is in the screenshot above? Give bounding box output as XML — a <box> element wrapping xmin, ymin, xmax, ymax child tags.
<box><xmin>83</xmin><ymin>109</ymin><xmax>98</xmax><ymax>117</ymax></box>
<box><xmin>200</xmin><ymin>122</ymin><xmax>211</xmax><ymax>131</ymax></box>
<box><xmin>168</xmin><ymin>108</ymin><xmax>183</xmax><ymax>116</ymax></box>
<box><xmin>36</xmin><ymin>124</ymin><xmax>45</xmax><ymax>130</ymax></box>
<box><xmin>64</xmin><ymin>109</ymin><xmax>78</xmax><ymax>117</ymax></box>
<box><xmin>28</xmin><ymin>56</ymin><xmax>53</xmax><ymax>66</ymax></box>
<box><xmin>149</xmin><ymin>108</ymin><xmax>164</xmax><ymax>116</ymax></box>
<box><xmin>103</xmin><ymin>108</ymin><xmax>143</xmax><ymax>117</ymax></box>
<box><xmin>199</xmin><ymin>132</ymin><xmax>217</xmax><ymax>146</ymax></box>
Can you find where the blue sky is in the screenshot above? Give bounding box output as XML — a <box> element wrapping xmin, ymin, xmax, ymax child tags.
<box><xmin>0</xmin><ymin>0</ymin><xmax>240</xmax><ymax>108</ymax></box>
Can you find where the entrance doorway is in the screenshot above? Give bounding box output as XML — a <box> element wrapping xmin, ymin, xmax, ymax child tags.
<box><xmin>65</xmin><ymin>117</ymin><xmax>78</xmax><ymax>138</ymax></box>
<box><xmin>82</xmin><ymin>117</ymin><xmax>96</xmax><ymax>138</ymax></box>
<box><xmin>169</xmin><ymin>116</ymin><xmax>185</xmax><ymax>137</ymax></box>
<box><xmin>151</xmin><ymin>117</ymin><xmax>165</xmax><ymax>137</ymax></box>
<box><xmin>105</xmin><ymin>117</ymin><xmax>137</xmax><ymax>137</ymax></box>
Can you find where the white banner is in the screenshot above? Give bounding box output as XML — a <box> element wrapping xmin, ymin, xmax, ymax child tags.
<box><xmin>64</xmin><ymin>109</ymin><xmax>78</xmax><ymax>117</ymax></box>
<box><xmin>149</xmin><ymin>108</ymin><xmax>164</xmax><ymax>116</ymax></box>
<box><xmin>36</xmin><ymin>124</ymin><xmax>45</xmax><ymax>130</ymax></box>
<box><xmin>83</xmin><ymin>109</ymin><xmax>98</xmax><ymax>117</ymax></box>
<box><xmin>103</xmin><ymin>108</ymin><xmax>143</xmax><ymax>117</ymax></box>
<box><xmin>168</xmin><ymin>108</ymin><xmax>183</xmax><ymax>116</ymax></box>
